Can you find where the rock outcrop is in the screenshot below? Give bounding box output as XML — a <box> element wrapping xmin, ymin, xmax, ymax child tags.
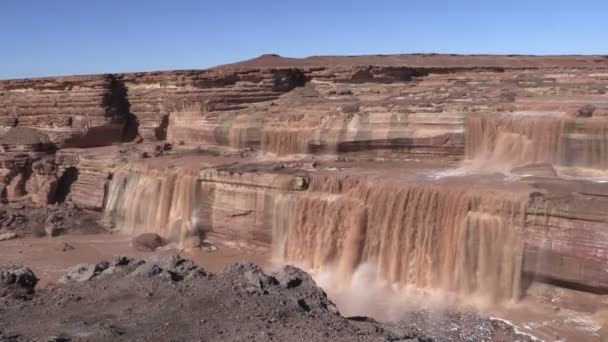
<box><xmin>0</xmin><ymin>127</ymin><xmax>57</xmax><ymax>205</ymax></box>
<box><xmin>0</xmin><ymin>256</ymin><xmax>541</xmax><ymax>341</ymax></box>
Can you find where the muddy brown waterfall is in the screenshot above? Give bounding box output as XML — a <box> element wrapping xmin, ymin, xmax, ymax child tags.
<box><xmin>104</xmin><ymin>162</ymin><xmax>207</xmax><ymax>246</ymax></box>
<box><xmin>272</xmin><ymin>174</ymin><xmax>529</xmax><ymax>302</ymax></box>
<box><xmin>465</xmin><ymin>112</ymin><xmax>608</xmax><ymax>171</ymax></box>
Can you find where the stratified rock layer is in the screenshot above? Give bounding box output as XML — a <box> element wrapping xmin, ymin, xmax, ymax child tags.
<box><xmin>2</xmin><ymin>54</ymin><xmax>608</xmax><ymax>306</ymax></box>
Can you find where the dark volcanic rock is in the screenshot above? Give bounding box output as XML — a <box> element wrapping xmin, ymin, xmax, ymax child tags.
<box><xmin>100</xmin><ymin>256</ymin><xmax>145</xmax><ymax>276</ymax></box>
<box><xmin>0</xmin><ymin>265</ymin><xmax>38</xmax><ymax>296</ymax></box>
<box><xmin>147</xmin><ymin>253</ymin><xmax>208</xmax><ymax>279</ymax></box>
<box><xmin>59</xmin><ymin>262</ymin><xmax>109</xmax><ymax>283</ymax></box>
<box><xmin>273</xmin><ymin>265</ymin><xmax>312</xmax><ymax>289</ymax></box>
<box><xmin>222</xmin><ymin>262</ymin><xmax>278</xmax><ymax>290</ymax></box>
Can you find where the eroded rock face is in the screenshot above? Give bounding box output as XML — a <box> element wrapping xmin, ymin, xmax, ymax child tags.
<box><xmin>0</xmin><ymin>128</ymin><xmax>58</xmax><ymax>205</ymax></box>
<box><xmin>116</xmin><ymin>69</ymin><xmax>306</xmax><ymax>141</ymax></box>
<box><xmin>54</xmin><ymin>144</ymin><xmax>161</xmax><ymax>209</ymax></box>
<box><xmin>524</xmin><ymin>179</ymin><xmax>608</xmax><ymax>291</ymax></box>
<box><xmin>2</xmin><ymin>54</ymin><xmax>608</xmax><ymax>305</ymax></box>
<box><xmin>0</xmin><ymin>75</ymin><xmax>127</xmax><ymax>148</ymax></box>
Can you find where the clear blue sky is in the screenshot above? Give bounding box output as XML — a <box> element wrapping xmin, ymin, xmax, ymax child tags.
<box><xmin>1</xmin><ymin>0</ymin><xmax>606</xmax><ymax>79</ymax></box>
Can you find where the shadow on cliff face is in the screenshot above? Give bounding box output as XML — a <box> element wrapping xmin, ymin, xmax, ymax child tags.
<box><xmin>109</xmin><ymin>77</ymin><xmax>140</xmax><ymax>142</ymax></box>
<box><xmin>54</xmin><ymin>167</ymin><xmax>78</xmax><ymax>204</ymax></box>
<box><xmin>272</xmin><ymin>69</ymin><xmax>307</xmax><ymax>92</ymax></box>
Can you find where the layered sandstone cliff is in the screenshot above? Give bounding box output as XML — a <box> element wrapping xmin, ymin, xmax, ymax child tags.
<box><xmin>1</xmin><ymin>54</ymin><xmax>608</xmax><ymax>303</ymax></box>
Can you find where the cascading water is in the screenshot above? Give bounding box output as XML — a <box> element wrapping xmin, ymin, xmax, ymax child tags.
<box><xmin>260</xmin><ymin>128</ymin><xmax>313</xmax><ymax>155</ymax></box>
<box><xmin>104</xmin><ymin>162</ymin><xmax>207</xmax><ymax>245</ymax></box>
<box><xmin>270</xmin><ymin>111</ymin><xmax>608</xmax><ymax>306</ymax></box>
<box><xmin>272</xmin><ymin>174</ymin><xmax>529</xmax><ymax>303</ymax></box>
<box><xmin>465</xmin><ymin>112</ymin><xmax>608</xmax><ymax>172</ymax></box>
<box><xmin>465</xmin><ymin>113</ymin><xmax>566</xmax><ymax>172</ymax></box>
<box><xmin>272</xmin><ymin>192</ymin><xmax>368</xmax><ymax>284</ymax></box>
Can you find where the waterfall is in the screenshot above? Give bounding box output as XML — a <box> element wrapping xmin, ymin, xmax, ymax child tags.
<box><xmin>272</xmin><ymin>174</ymin><xmax>528</xmax><ymax>302</ymax></box>
<box><xmin>260</xmin><ymin>128</ymin><xmax>313</xmax><ymax>155</ymax></box>
<box><xmin>465</xmin><ymin>113</ymin><xmax>566</xmax><ymax>172</ymax></box>
<box><xmin>104</xmin><ymin>162</ymin><xmax>206</xmax><ymax>245</ymax></box>
<box><xmin>465</xmin><ymin>112</ymin><xmax>608</xmax><ymax>171</ymax></box>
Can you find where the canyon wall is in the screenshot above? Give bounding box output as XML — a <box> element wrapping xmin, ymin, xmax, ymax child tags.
<box><xmin>0</xmin><ymin>75</ymin><xmax>126</xmax><ymax>147</ymax></box>
<box><xmin>2</xmin><ymin>55</ymin><xmax>608</xmax><ymax>302</ymax></box>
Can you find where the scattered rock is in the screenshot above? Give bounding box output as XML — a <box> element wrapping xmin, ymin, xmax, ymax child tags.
<box><xmin>273</xmin><ymin>265</ymin><xmax>313</xmax><ymax>289</ymax></box>
<box><xmin>222</xmin><ymin>262</ymin><xmax>278</xmax><ymax>290</ymax></box>
<box><xmin>0</xmin><ymin>265</ymin><xmax>38</xmax><ymax>295</ymax></box>
<box><xmin>100</xmin><ymin>256</ymin><xmax>145</xmax><ymax>276</ymax></box>
<box><xmin>0</xmin><ymin>233</ymin><xmax>19</xmax><ymax>241</ymax></box>
<box><xmin>59</xmin><ymin>262</ymin><xmax>108</xmax><ymax>283</ymax></box>
<box><xmin>132</xmin><ymin>233</ymin><xmax>164</xmax><ymax>252</ymax></box>
<box><xmin>296</xmin><ymin>298</ymin><xmax>311</xmax><ymax>312</ymax></box>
